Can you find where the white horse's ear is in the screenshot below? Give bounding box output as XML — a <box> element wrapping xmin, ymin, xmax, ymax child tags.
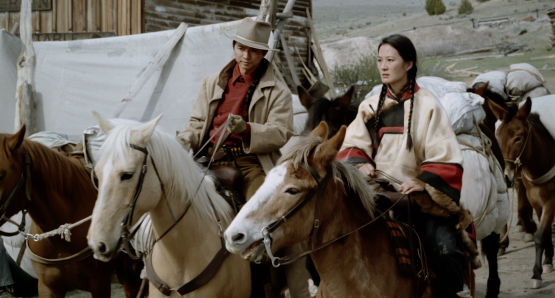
<box><xmin>93</xmin><ymin>111</ymin><xmax>114</xmax><ymax>134</ymax></box>
<box><xmin>134</xmin><ymin>114</ymin><xmax>163</xmax><ymax>144</ymax></box>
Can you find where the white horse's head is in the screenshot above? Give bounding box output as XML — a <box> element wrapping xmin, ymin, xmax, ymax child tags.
<box><xmin>87</xmin><ymin>112</ymin><xmax>164</xmax><ymax>261</ymax></box>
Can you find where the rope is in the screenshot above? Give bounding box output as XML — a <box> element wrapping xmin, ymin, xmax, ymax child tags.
<box><xmin>22</xmin><ymin>216</ymin><xmax>92</xmax><ymax>242</ymax></box>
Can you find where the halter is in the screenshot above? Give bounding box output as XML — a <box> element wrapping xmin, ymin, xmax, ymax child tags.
<box><xmin>0</xmin><ymin>152</ymin><xmax>32</xmax><ymax>237</ymax></box>
<box><xmin>504</xmin><ymin>121</ymin><xmax>532</xmax><ymax>175</ymax></box>
<box><xmin>261</xmin><ymin>162</ymin><xmax>332</xmax><ymax>267</ymax></box>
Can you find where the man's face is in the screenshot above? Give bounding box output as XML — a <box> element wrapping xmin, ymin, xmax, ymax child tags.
<box><xmin>234</xmin><ymin>42</ymin><xmax>265</xmax><ymax>75</ymax></box>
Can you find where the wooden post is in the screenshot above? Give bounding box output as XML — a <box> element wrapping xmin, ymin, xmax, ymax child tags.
<box><xmin>280</xmin><ymin>35</ymin><xmax>301</xmax><ymax>86</ymax></box>
<box><xmin>306</xmin><ymin>8</ymin><xmax>336</xmax><ymax>98</ymax></box>
<box><xmin>536</xmin><ymin>9</ymin><xmax>539</xmax><ymax>19</ymax></box>
<box><xmin>266</xmin><ymin>0</ymin><xmax>297</xmax><ymax>62</ymax></box>
<box><xmin>257</xmin><ymin>0</ymin><xmax>271</xmax><ymax>21</ymax></box>
<box><xmin>14</xmin><ymin>0</ymin><xmax>36</xmax><ymax>135</ymax></box>
<box><xmin>471</xmin><ymin>18</ymin><xmax>475</xmax><ymax>29</ymax></box>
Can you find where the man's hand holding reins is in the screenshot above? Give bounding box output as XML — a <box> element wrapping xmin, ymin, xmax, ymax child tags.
<box><xmin>227</xmin><ymin>114</ymin><xmax>247</xmax><ymax>134</ymax></box>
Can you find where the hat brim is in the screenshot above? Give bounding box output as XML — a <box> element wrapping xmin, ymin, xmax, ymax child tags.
<box><xmin>225</xmin><ymin>31</ymin><xmax>279</xmax><ymax>52</ymax></box>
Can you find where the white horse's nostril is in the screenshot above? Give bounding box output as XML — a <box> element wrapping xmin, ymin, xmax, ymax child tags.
<box><xmin>232</xmin><ymin>232</ymin><xmax>246</xmax><ymax>244</ymax></box>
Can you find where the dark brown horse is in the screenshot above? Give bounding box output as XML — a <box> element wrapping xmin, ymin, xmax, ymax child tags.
<box><xmin>0</xmin><ymin>126</ymin><xmax>142</xmax><ymax>297</ymax></box>
<box><xmin>300</xmin><ymin>84</ymin><xmax>502</xmax><ymax>298</ymax></box>
<box><xmin>489</xmin><ymin>98</ymin><xmax>555</xmax><ymax>289</ymax></box>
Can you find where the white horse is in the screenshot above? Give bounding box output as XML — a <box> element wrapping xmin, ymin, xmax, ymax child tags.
<box><xmin>87</xmin><ymin>114</ymin><xmax>251</xmax><ymax>298</ymax></box>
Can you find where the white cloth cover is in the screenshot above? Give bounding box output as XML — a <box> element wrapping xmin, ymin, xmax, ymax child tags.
<box><xmin>28</xmin><ymin>131</ymin><xmax>75</xmax><ymax>151</ymax></box>
<box><xmin>520</xmin><ymin>95</ymin><xmax>555</xmax><ymax>142</ymax></box>
<box><xmin>471</xmin><ymin>71</ymin><xmax>508</xmax><ymax>101</ymax></box>
<box><xmin>520</xmin><ymin>86</ymin><xmax>550</xmax><ymax>102</ymax></box>
<box><xmin>457</xmin><ymin>134</ymin><xmax>509</xmax><ymax>239</ymax></box>
<box><xmin>0</xmin><ymin>21</ymin><xmax>243</xmax><ymax>135</ymax></box>
<box><xmin>506</xmin><ymin>63</ymin><xmax>546</xmax><ymax>99</ymax></box>
<box><xmin>1</xmin><ymin>212</ymin><xmax>37</xmax><ymax>279</ymax></box>
<box><xmin>437</xmin><ymin>92</ymin><xmax>485</xmax><ymax>135</ymax></box>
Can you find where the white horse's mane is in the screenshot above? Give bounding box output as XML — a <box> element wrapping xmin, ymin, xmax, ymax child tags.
<box><xmin>100</xmin><ymin>123</ymin><xmax>233</xmax><ymax>225</ymax></box>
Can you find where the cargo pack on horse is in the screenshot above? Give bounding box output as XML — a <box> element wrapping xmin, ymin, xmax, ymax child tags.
<box><xmin>87</xmin><ymin>114</ymin><xmax>251</xmax><ymax>297</ymax></box>
<box><xmin>0</xmin><ymin>126</ymin><xmax>142</xmax><ymax>298</ymax></box>
<box><xmin>225</xmin><ymin>122</ymin><xmax>438</xmax><ymax>297</ymax></box>
<box><xmin>299</xmin><ymin>77</ymin><xmax>508</xmax><ymax>298</ymax></box>
<box><xmin>489</xmin><ymin>98</ymin><xmax>555</xmax><ymax>289</ymax></box>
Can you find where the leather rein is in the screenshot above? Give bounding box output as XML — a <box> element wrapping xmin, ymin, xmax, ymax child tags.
<box><xmin>261</xmin><ymin>163</ymin><xmax>406</xmax><ymax>268</ymax></box>
<box><xmin>0</xmin><ymin>152</ymin><xmax>32</xmax><ymax>237</ymax></box>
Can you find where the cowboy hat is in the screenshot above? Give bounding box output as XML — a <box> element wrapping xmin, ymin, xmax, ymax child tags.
<box><xmin>225</xmin><ymin>17</ymin><xmax>278</xmax><ymax>51</ymax></box>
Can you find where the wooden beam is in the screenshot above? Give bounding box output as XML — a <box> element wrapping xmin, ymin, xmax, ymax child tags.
<box><xmin>266</xmin><ymin>0</ymin><xmax>296</xmax><ymax>62</ymax></box>
<box><xmin>14</xmin><ymin>0</ymin><xmax>36</xmax><ymax>135</ymax></box>
<box><xmin>112</xmin><ymin>23</ymin><xmax>189</xmax><ymax>118</ymax></box>
<box><xmin>280</xmin><ymin>34</ymin><xmax>301</xmax><ymax>86</ymax></box>
<box><xmin>257</xmin><ymin>0</ymin><xmax>270</xmax><ymax>21</ymax></box>
<box><xmin>306</xmin><ymin>8</ymin><xmax>335</xmax><ymax>97</ymax></box>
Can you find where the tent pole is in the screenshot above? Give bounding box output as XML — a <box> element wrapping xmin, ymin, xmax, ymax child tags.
<box><xmin>14</xmin><ymin>0</ymin><xmax>36</xmax><ymax>135</ymax></box>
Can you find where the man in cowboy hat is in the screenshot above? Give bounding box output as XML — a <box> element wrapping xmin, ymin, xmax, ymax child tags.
<box><xmin>177</xmin><ymin>17</ymin><xmax>310</xmax><ymax>298</ymax></box>
<box><xmin>177</xmin><ymin>17</ymin><xmax>293</xmax><ymax>201</ymax></box>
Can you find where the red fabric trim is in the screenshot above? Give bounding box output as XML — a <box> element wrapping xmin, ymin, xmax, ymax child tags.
<box><xmin>337</xmin><ymin>148</ymin><xmax>370</xmax><ymax>162</ymax></box>
<box><xmin>377</xmin><ymin>126</ymin><xmax>404</xmax><ymax>139</ymax></box>
<box><xmin>386</xmin><ymin>82</ymin><xmax>421</xmax><ymax>101</ymax></box>
<box><xmin>420</xmin><ymin>163</ymin><xmax>463</xmax><ymax>191</ymax></box>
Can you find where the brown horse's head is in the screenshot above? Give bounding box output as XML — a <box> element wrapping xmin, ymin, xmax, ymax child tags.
<box><xmin>225</xmin><ymin>122</ymin><xmax>376</xmax><ymax>262</ymax></box>
<box><xmin>0</xmin><ymin>126</ymin><xmax>29</xmax><ymax>222</ymax></box>
<box><xmin>490</xmin><ymin>98</ymin><xmax>532</xmax><ymax>181</ymax></box>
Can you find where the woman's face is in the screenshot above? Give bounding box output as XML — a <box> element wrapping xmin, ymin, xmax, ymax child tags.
<box><xmin>377</xmin><ymin>44</ymin><xmax>413</xmax><ymax>88</ymax></box>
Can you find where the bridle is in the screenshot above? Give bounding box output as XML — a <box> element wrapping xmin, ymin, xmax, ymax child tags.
<box><xmin>261</xmin><ymin>162</ymin><xmax>332</xmax><ymax>267</ymax></box>
<box><xmin>0</xmin><ymin>152</ymin><xmax>32</xmax><ymax>237</ymax></box>
<box><xmin>260</xmin><ymin>162</ymin><xmax>406</xmax><ymax>268</ymax></box>
<box><xmin>504</xmin><ymin>121</ymin><xmax>532</xmax><ymax>170</ymax></box>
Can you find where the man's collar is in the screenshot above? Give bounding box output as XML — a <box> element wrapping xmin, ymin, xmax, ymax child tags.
<box><xmin>386</xmin><ymin>82</ymin><xmax>420</xmax><ymax>101</ymax></box>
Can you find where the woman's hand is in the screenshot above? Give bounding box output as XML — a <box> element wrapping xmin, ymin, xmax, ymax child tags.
<box><xmin>399</xmin><ymin>179</ymin><xmax>425</xmax><ymax>194</ymax></box>
<box><xmin>358</xmin><ymin>163</ymin><xmax>376</xmax><ymax>177</ymax></box>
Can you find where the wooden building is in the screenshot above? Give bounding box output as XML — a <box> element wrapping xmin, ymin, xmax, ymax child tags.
<box><xmin>0</xmin><ymin>0</ymin><xmax>315</xmax><ymax>92</ymax></box>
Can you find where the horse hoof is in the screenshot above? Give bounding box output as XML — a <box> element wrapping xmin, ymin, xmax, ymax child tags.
<box><xmin>515</xmin><ymin>225</ymin><xmax>524</xmax><ymax>232</ymax></box>
<box><xmin>531</xmin><ymin>279</ymin><xmax>542</xmax><ymax>289</ymax></box>
<box><xmin>543</xmin><ymin>264</ymin><xmax>554</xmax><ymax>274</ymax></box>
<box><xmin>497</xmin><ymin>248</ymin><xmax>506</xmax><ymax>257</ymax></box>
<box><xmin>523</xmin><ymin>233</ymin><xmax>534</xmax><ymax>242</ymax></box>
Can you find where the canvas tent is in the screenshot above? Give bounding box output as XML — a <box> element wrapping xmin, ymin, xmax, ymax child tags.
<box><xmin>0</xmin><ymin>20</ymin><xmax>248</xmax><ymax>137</ymax></box>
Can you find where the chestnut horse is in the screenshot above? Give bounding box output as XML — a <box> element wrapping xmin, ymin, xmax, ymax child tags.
<box><xmin>489</xmin><ymin>98</ymin><xmax>555</xmax><ymax>289</ymax></box>
<box><xmin>225</xmin><ymin>122</ymin><xmax>434</xmax><ymax>297</ymax></box>
<box><xmin>87</xmin><ymin>115</ymin><xmax>251</xmax><ymax>298</ymax></box>
<box><xmin>0</xmin><ymin>126</ymin><xmax>142</xmax><ymax>297</ymax></box>
<box><xmin>299</xmin><ymin>85</ymin><xmax>502</xmax><ymax>297</ymax></box>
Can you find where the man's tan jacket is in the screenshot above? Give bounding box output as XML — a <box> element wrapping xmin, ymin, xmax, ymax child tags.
<box><xmin>177</xmin><ymin>59</ymin><xmax>294</xmax><ymax>173</ymax></box>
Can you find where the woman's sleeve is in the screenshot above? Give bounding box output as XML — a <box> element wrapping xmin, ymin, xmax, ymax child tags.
<box><xmin>337</xmin><ymin>100</ymin><xmax>376</xmax><ymax>166</ymax></box>
<box><xmin>415</xmin><ymin>97</ymin><xmax>464</xmax><ymax>204</ymax></box>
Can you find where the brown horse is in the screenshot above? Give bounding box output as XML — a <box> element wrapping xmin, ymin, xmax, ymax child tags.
<box><xmin>224</xmin><ymin>122</ymin><xmax>434</xmax><ymax>297</ymax></box>
<box><xmin>0</xmin><ymin>126</ymin><xmax>142</xmax><ymax>297</ymax></box>
<box><xmin>489</xmin><ymin>98</ymin><xmax>555</xmax><ymax>289</ymax></box>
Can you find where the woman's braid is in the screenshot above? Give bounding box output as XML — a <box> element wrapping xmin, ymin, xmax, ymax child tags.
<box><xmin>373</xmin><ymin>83</ymin><xmax>388</xmax><ymax>137</ymax></box>
<box><xmin>406</xmin><ymin>76</ymin><xmax>416</xmax><ymax>150</ymax></box>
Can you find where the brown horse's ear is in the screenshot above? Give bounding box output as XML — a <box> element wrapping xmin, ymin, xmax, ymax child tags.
<box><xmin>297</xmin><ymin>85</ymin><xmax>313</xmax><ymax>110</ymax></box>
<box><xmin>516</xmin><ymin>97</ymin><xmax>532</xmax><ymax>120</ymax></box>
<box><xmin>487</xmin><ymin>98</ymin><xmax>507</xmax><ymax>121</ymax></box>
<box><xmin>133</xmin><ymin>114</ymin><xmax>163</xmax><ymax>146</ymax></box>
<box><xmin>335</xmin><ymin>86</ymin><xmax>355</xmax><ymax>108</ymax></box>
<box><xmin>318</xmin><ymin>125</ymin><xmax>347</xmax><ymax>166</ymax></box>
<box><xmin>93</xmin><ymin>111</ymin><xmax>114</xmax><ymax>134</ymax></box>
<box><xmin>473</xmin><ymin>82</ymin><xmax>489</xmax><ymax>97</ymax></box>
<box><xmin>7</xmin><ymin>125</ymin><xmax>26</xmax><ymax>151</ymax></box>
<box><xmin>309</xmin><ymin>121</ymin><xmax>328</xmax><ymax>139</ymax></box>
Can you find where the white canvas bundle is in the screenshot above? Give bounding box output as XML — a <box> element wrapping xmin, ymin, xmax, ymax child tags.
<box><xmin>28</xmin><ymin>131</ymin><xmax>75</xmax><ymax>152</ymax></box>
<box><xmin>506</xmin><ymin>63</ymin><xmax>547</xmax><ymax>99</ymax></box>
<box><xmin>437</xmin><ymin>92</ymin><xmax>485</xmax><ymax>135</ymax></box>
<box><xmin>457</xmin><ymin>134</ymin><xmax>509</xmax><ymax>239</ymax></box>
<box><xmin>471</xmin><ymin>71</ymin><xmax>508</xmax><ymax>101</ymax></box>
<box><xmin>520</xmin><ymin>95</ymin><xmax>555</xmax><ymax>142</ymax></box>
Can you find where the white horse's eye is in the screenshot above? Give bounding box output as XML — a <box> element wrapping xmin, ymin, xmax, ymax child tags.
<box><xmin>285</xmin><ymin>188</ymin><xmax>300</xmax><ymax>195</ymax></box>
<box><xmin>121</xmin><ymin>173</ymin><xmax>134</xmax><ymax>181</ymax></box>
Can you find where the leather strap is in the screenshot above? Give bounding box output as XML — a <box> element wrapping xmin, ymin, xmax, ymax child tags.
<box><xmin>146</xmin><ymin>244</ymin><xmax>229</xmax><ymax>296</ymax></box>
<box><xmin>26</xmin><ymin>240</ymin><xmax>93</xmax><ymax>265</ymax></box>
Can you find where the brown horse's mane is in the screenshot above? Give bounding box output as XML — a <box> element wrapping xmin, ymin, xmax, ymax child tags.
<box><xmin>0</xmin><ymin>135</ymin><xmax>96</xmax><ymax>201</ymax></box>
<box><xmin>279</xmin><ymin>135</ymin><xmax>376</xmax><ymax>217</ymax></box>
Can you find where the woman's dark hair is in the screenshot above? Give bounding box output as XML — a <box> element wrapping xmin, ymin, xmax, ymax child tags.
<box><xmin>374</xmin><ymin>34</ymin><xmax>418</xmax><ymax>150</ymax></box>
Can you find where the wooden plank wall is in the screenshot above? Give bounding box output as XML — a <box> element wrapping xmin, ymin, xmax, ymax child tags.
<box><xmin>0</xmin><ymin>0</ymin><xmax>143</xmax><ymax>36</ymax></box>
<box><xmin>144</xmin><ymin>0</ymin><xmax>314</xmax><ymax>92</ymax></box>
